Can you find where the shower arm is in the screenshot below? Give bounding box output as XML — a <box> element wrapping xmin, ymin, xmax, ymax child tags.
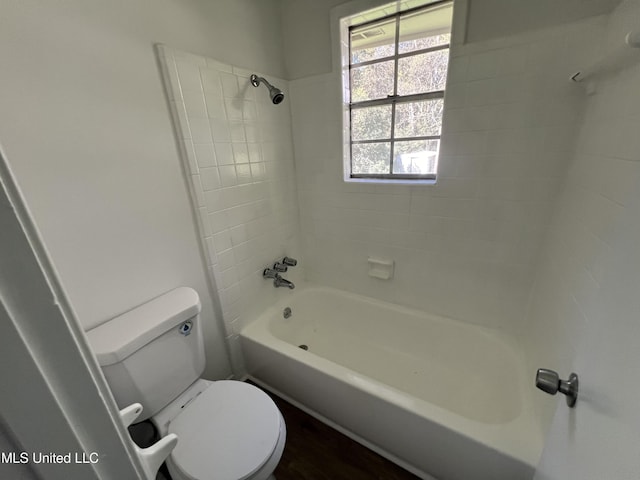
<box><xmin>250</xmin><ymin>74</ymin><xmax>271</xmax><ymax>89</ymax></box>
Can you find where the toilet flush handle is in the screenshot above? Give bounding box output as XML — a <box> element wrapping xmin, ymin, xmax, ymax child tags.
<box><xmin>119</xmin><ymin>403</ymin><xmax>179</xmax><ymax>480</ymax></box>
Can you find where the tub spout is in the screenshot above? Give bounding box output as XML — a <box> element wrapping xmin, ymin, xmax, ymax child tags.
<box><xmin>263</xmin><ymin>268</ymin><xmax>294</xmax><ymax>289</ymax></box>
<box><xmin>274</xmin><ymin>275</ymin><xmax>295</xmax><ymax>289</ymax></box>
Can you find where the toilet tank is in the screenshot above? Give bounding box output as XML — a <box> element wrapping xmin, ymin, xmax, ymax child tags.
<box><xmin>86</xmin><ymin>287</ymin><xmax>205</xmax><ymax>421</ymax></box>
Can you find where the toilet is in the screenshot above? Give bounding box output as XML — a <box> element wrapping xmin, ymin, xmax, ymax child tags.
<box><xmin>86</xmin><ymin>287</ymin><xmax>286</xmax><ymax>480</ymax></box>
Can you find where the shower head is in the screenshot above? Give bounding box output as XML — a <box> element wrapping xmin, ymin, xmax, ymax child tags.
<box><xmin>250</xmin><ymin>74</ymin><xmax>284</xmax><ymax>105</ymax></box>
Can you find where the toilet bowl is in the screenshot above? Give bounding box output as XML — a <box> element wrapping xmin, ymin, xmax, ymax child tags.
<box><xmin>86</xmin><ymin>287</ymin><xmax>286</xmax><ymax>480</ymax></box>
<box><xmin>156</xmin><ymin>379</ymin><xmax>286</xmax><ymax>480</ymax></box>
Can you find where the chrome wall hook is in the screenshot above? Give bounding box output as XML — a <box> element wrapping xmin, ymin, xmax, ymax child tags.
<box><xmin>535</xmin><ymin>369</ymin><xmax>579</xmax><ymax>407</ymax></box>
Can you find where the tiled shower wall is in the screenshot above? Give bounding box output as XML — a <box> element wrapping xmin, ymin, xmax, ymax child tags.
<box><xmin>158</xmin><ymin>46</ymin><xmax>301</xmax><ymax>371</ymax></box>
<box><xmin>290</xmin><ymin>14</ymin><xmax>605</xmax><ymax>331</ymax></box>
<box><xmin>523</xmin><ymin>0</ymin><xmax>640</xmax><ymax>449</ymax></box>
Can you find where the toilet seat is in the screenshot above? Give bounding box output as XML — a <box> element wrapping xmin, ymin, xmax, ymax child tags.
<box><xmin>168</xmin><ymin>381</ymin><xmax>282</xmax><ymax>480</ymax></box>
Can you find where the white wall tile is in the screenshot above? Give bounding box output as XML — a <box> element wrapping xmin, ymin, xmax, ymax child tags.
<box><xmin>205</xmin><ymin>93</ymin><xmax>225</xmax><ymax>119</ymax></box>
<box><xmin>223</xmin><ymin>98</ymin><xmax>243</xmax><ymax>121</ymax></box>
<box><xmin>232</xmin><ymin>144</ymin><xmax>249</xmax><ymax>164</ymax></box>
<box><xmin>204</xmin><ymin>189</ymin><xmax>224</xmax><ymax>211</ymax></box>
<box><xmin>193</xmin><ymin>143</ymin><xmax>217</xmax><ymax>168</ymax></box>
<box><xmin>159</xmin><ymin>49</ymin><xmax>302</xmax><ymax>375</ymax></box>
<box><xmin>200</xmin><ymin>67</ymin><xmax>222</xmax><ymax>93</ymax></box>
<box><xmin>220</xmin><ymin>73</ymin><xmax>240</xmax><ymax>98</ymax></box>
<box><xmin>236</xmin><ymin>164</ymin><xmax>252</xmax><ymax>184</ymax></box>
<box><xmin>218</xmin><ymin>165</ymin><xmax>237</xmax><ymax>187</ymax></box>
<box><xmin>524</xmin><ymin>3</ymin><xmax>640</xmax><ymax>454</ymax></box>
<box><xmin>200</xmin><ymin>167</ymin><xmax>221</xmax><ymax>191</ymax></box>
<box><xmin>183</xmin><ymin>90</ymin><xmax>208</xmax><ymax>118</ymax></box>
<box><xmin>188</xmin><ymin>117</ymin><xmax>213</xmax><ymax>144</ymax></box>
<box><xmin>212</xmin><ymin>230</ymin><xmax>232</xmax><ymax>253</ymax></box>
<box><xmin>210</xmin><ymin>119</ymin><xmax>231</xmax><ymax>143</ymax></box>
<box><xmin>214</xmin><ymin>143</ymin><xmax>234</xmax><ymax>166</ymax></box>
<box><xmin>175</xmin><ymin>61</ymin><xmax>204</xmax><ymax>92</ymax></box>
<box><xmin>290</xmin><ymin>16</ymin><xmax>593</xmax><ymax>333</ymax></box>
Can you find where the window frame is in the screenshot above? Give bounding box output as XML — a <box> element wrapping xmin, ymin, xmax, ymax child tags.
<box><xmin>344</xmin><ymin>0</ymin><xmax>452</xmax><ymax>182</ymax></box>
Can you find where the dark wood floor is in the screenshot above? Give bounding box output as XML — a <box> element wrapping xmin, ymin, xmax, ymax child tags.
<box><xmin>253</xmin><ymin>382</ymin><xmax>419</xmax><ymax>480</ymax></box>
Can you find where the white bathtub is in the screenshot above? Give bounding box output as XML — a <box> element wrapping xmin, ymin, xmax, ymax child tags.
<box><xmin>240</xmin><ymin>285</ymin><xmax>542</xmax><ymax>480</ymax></box>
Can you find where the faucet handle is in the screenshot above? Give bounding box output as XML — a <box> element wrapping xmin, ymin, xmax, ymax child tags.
<box><xmin>263</xmin><ymin>268</ymin><xmax>278</xmax><ymax>279</ymax></box>
<box><xmin>273</xmin><ymin>263</ymin><xmax>288</xmax><ymax>272</ymax></box>
<box><xmin>535</xmin><ymin>368</ymin><xmax>579</xmax><ymax>407</ymax></box>
<box><xmin>282</xmin><ymin>256</ymin><xmax>297</xmax><ymax>267</ymax></box>
<box><xmin>535</xmin><ymin>369</ymin><xmax>560</xmax><ymax>395</ymax></box>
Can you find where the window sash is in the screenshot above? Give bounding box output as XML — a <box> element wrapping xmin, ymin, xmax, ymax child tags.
<box><xmin>349</xmin><ymin>138</ymin><xmax>441</xmax><ymax>177</ymax></box>
<box><xmin>348</xmin><ymin>86</ymin><xmax>446</xmax><ymax>178</ymax></box>
<box><xmin>348</xmin><ymin>5</ymin><xmax>449</xmax><ymax>179</ymax></box>
<box><xmin>349</xmin><ymin>43</ymin><xmax>449</xmax><ymax>70</ymax></box>
<box><xmin>350</xmin><ymin>90</ymin><xmax>445</xmax><ymax>110</ymax></box>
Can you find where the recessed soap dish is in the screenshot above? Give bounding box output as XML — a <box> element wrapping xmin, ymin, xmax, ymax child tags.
<box><xmin>367</xmin><ymin>257</ymin><xmax>394</xmax><ymax>280</ymax></box>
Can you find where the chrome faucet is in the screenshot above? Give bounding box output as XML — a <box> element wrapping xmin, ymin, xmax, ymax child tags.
<box><xmin>272</xmin><ymin>262</ymin><xmax>288</xmax><ymax>272</ymax></box>
<box><xmin>274</xmin><ymin>275</ymin><xmax>295</xmax><ymax>289</ymax></box>
<box><xmin>263</xmin><ymin>256</ymin><xmax>297</xmax><ymax>289</ymax></box>
<box><xmin>282</xmin><ymin>256</ymin><xmax>297</xmax><ymax>266</ymax></box>
<box><xmin>263</xmin><ymin>268</ymin><xmax>295</xmax><ymax>289</ymax></box>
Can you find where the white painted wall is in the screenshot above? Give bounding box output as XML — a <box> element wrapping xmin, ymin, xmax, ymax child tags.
<box><xmin>280</xmin><ymin>0</ymin><xmax>347</xmax><ymax>79</ymax></box>
<box><xmin>1</xmin><ymin>150</ymin><xmax>145</xmax><ymax>479</ymax></box>
<box><xmin>465</xmin><ymin>0</ymin><xmax>621</xmax><ymax>43</ymax></box>
<box><xmin>158</xmin><ymin>46</ymin><xmax>302</xmax><ymax>373</ymax></box>
<box><xmin>289</xmin><ymin>2</ymin><xmax>602</xmax><ymax>332</ymax></box>
<box><xmin>0</xmin><ymin>0</ymin><xmax>287</xmax><ymax>379</ymax></box>
<box><xmin>280</xmin><ymin>0</ymin><xmax>622</xmax><ymax>80</ymax></box>
<box><xmin>525</xmin><ymin>1</ymin><xmax>640</xmax><ymax>478</ymax></box>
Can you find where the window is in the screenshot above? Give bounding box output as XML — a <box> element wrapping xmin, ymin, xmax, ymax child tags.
<box><xmin>343</xmin><ymin>1</ymin><xmax>453</xmax><ymax>182</ymax></box>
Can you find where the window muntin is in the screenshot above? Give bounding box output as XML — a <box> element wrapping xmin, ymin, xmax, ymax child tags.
<box><xmin>347</xmin><ymin>1</ymin><xmax>452</xmax><ymax>181</ymax></box>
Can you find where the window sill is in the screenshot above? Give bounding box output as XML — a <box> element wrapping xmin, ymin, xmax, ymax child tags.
<box><xmin>344</xmin><ymin>177</ymin><xmax>437</xmax><ymax>186</ymax></box>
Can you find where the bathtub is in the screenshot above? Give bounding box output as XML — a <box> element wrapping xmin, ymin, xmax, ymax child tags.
<box><xmin>240</xmin><ymin>285</ymin><xmax>542</xmax><ymax>480</ymax></box>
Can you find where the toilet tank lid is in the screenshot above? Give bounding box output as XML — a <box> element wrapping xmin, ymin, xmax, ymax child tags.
<box><xmin>86</xmin><ymin>287</ymin><xmax>201</xmax><ymax>366</ymax></box>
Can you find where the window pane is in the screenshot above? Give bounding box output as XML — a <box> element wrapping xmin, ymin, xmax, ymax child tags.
<box><xmin>351</xmin><ymin>105</ymin><xmax>392</xmax><ymax>141</ymax></box>
<box><xmin>398</xmin><ymin>4</ymin><xmax>453</xmax><ymax>54</ymax></box>
<box><xmin>399</xmin><ymin>34</ymin><xmax>450</xmax><ymax>54</ymax></box>
<box><xmin>393</xmin><ymin>140</ymin><xmax>439</xmax><ymax>174</ymax></box>
<box><xmin>397</xmin><ymin>49</ymin><xmax>449</xmax><ymax>95</ymax></box>
<box><xmin>395</xmin><ymin>99</ymin><xmax>444</xmax><ymax>138</ymax></box>
<box><xmin>351</xmin><ymin>60</ymin><xmax>395</xmax><ymax>102</ymax></box>
<box><xmin>351</xmin><ymin>18</ymin><xmax>396</xmax><ymax>64</ymax></box>
<box><xmin>352</xmin><ymin>142</ymin><xmax>391</xmax><ymax>174</ymax></box>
